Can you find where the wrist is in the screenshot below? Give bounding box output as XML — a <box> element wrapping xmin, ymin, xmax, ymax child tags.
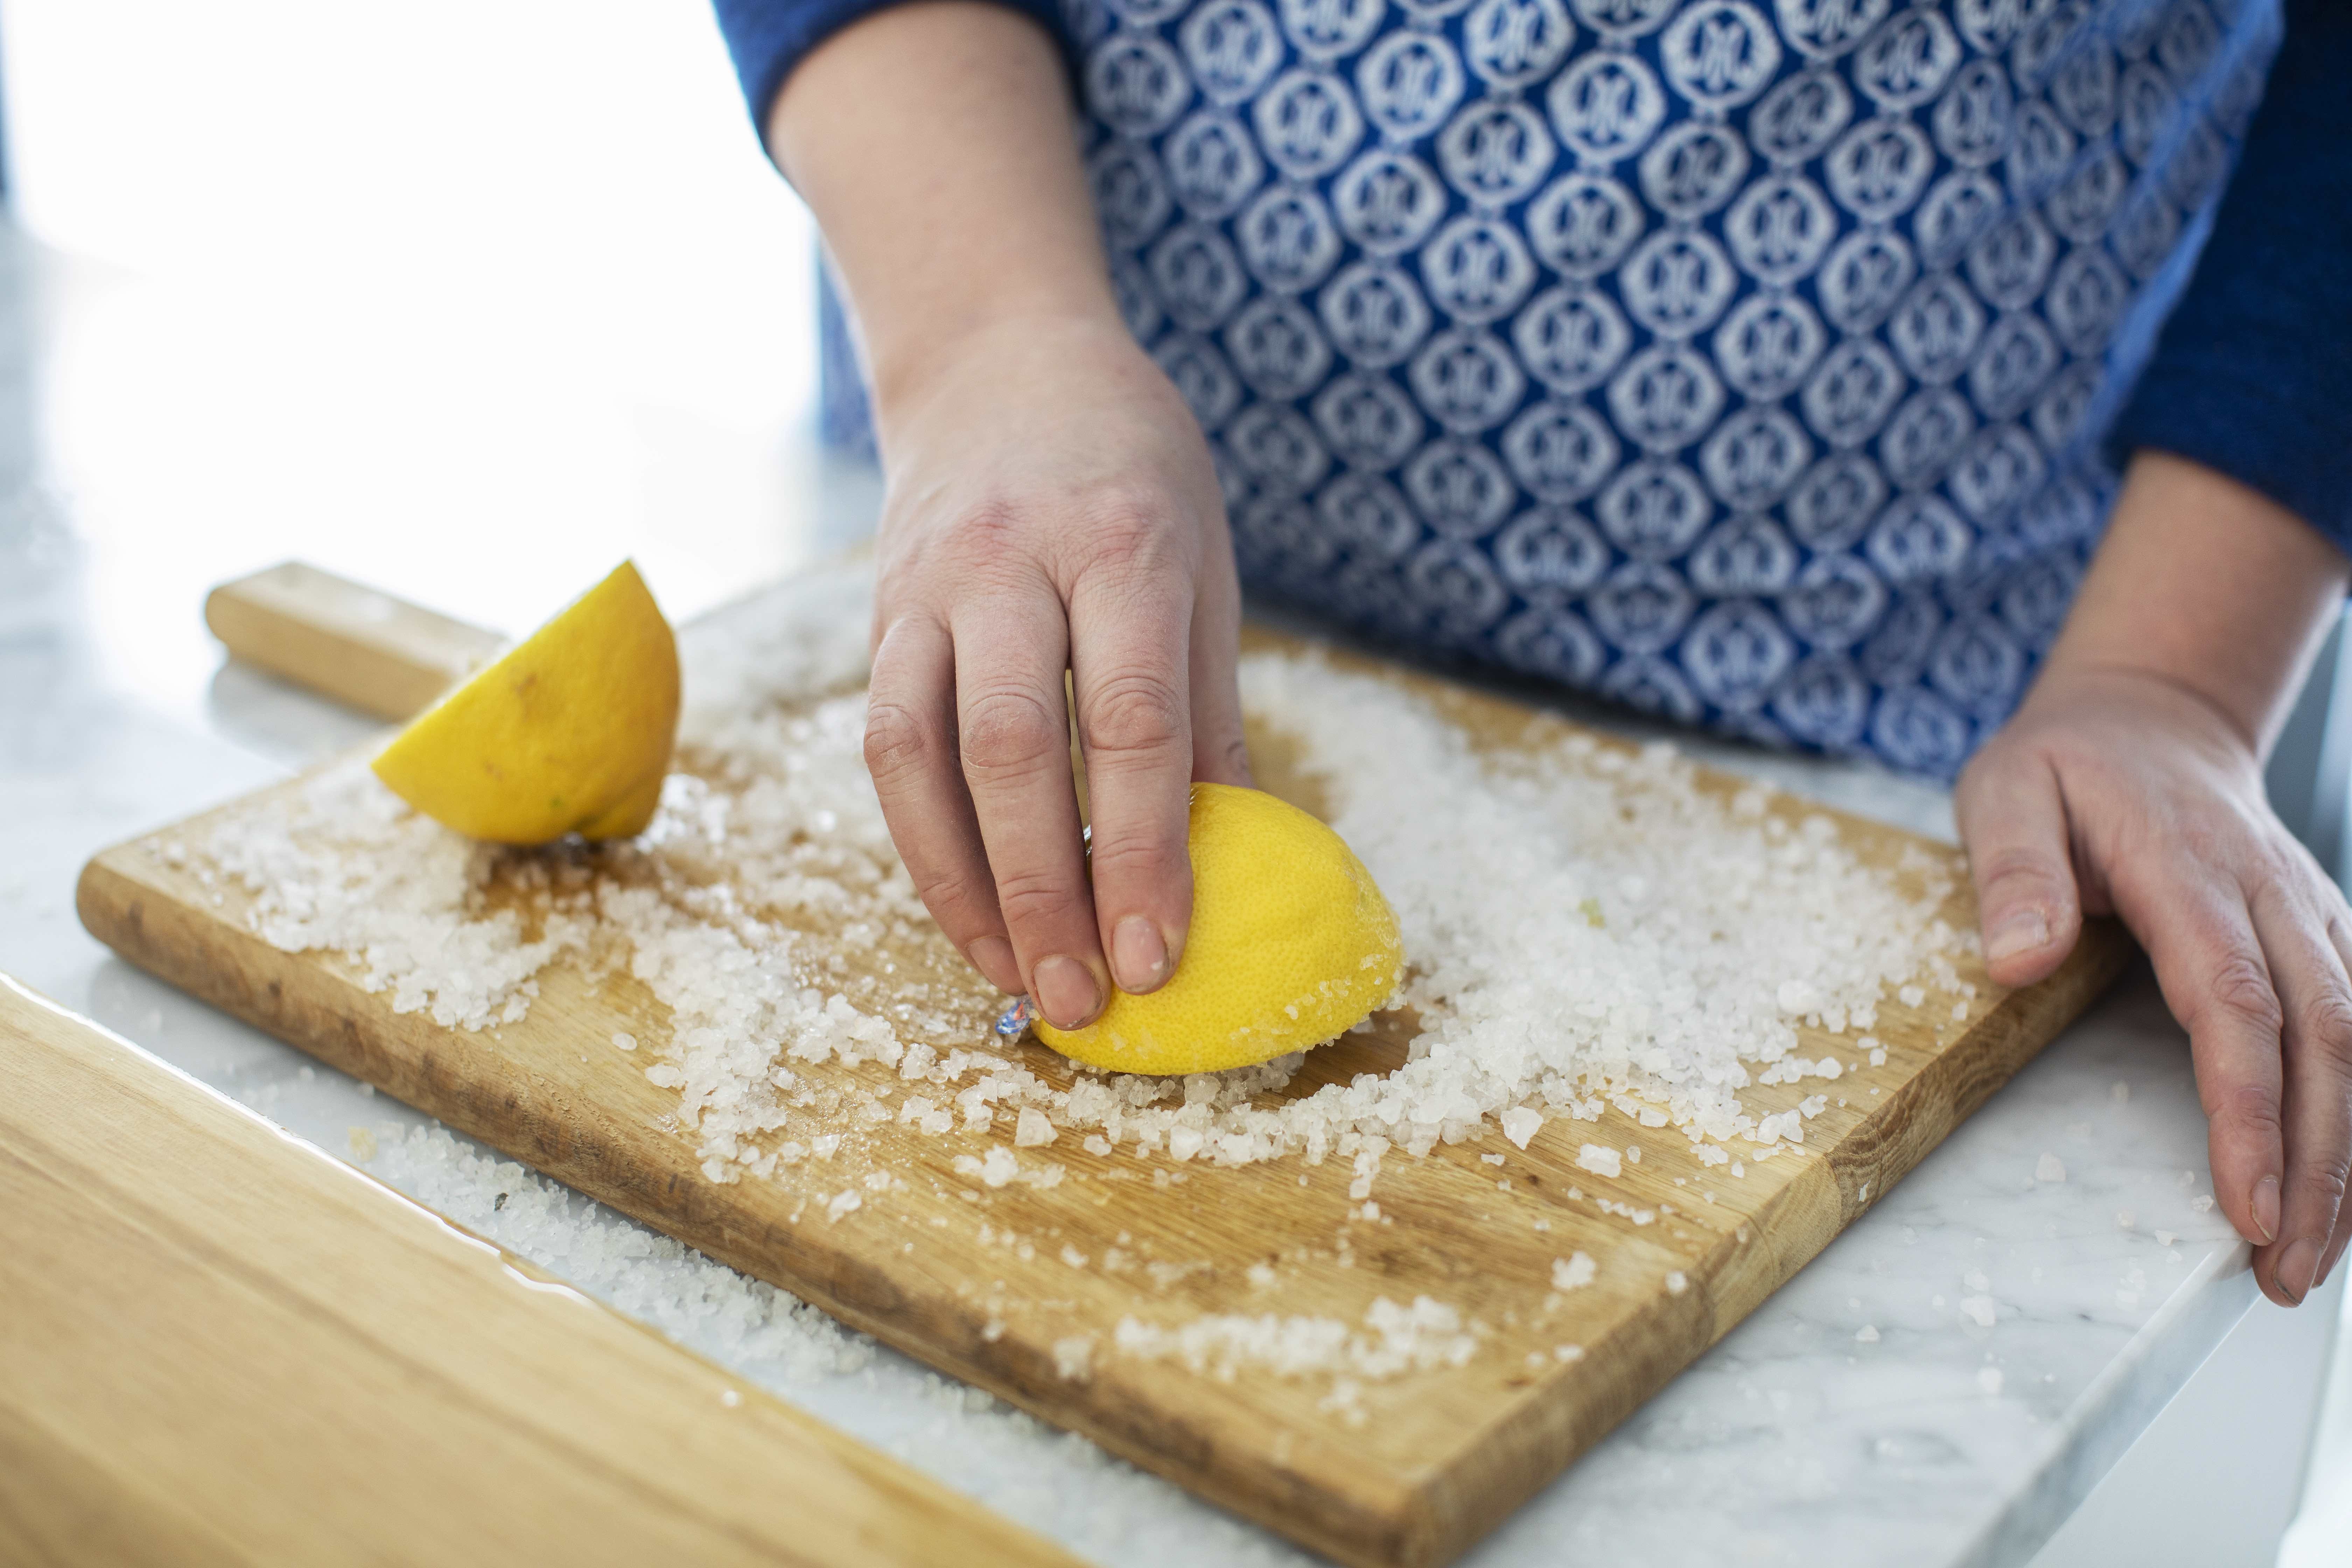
<box><xmin>867</xmin><ymin>306</ymin><xmax>1137</xmax><ymax>434</ymax></box>
<box><xmin>2030</xmin><ymin>451</ymin><xmax>2347</xmax><ymax>757</ymax></box>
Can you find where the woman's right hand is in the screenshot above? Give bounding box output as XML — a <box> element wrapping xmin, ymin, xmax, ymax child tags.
<box><xmin>862</xmin><ymin>310</ymin><xmax>1249</xmax><ymax>1030</ymax></box>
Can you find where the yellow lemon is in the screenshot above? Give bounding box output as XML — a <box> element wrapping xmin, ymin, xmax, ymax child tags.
<box><xmin>1036</xmin><ymin>783</ymin><xmax>1403</xmax><ymax>1075</ymax></box>
<box><xmin>371</xmin><ymin>562</ymin><xmax>679</xmax><ymax>844</ymax></box>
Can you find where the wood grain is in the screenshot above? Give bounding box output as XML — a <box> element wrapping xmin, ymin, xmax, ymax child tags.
<box><xmin>205</xmin><ymin>560</ymin><xmax>505</xmax><ymax>721</ymax></box>
<box><xmin>0</xmin><ymin>973</ymin><xmax>1074</xmax><ymax>1568</ymax></box>
<box><xmin>77</xmin><ymin>623</ymin><xmax>2134</xmax><ymax>1568</ymax></box>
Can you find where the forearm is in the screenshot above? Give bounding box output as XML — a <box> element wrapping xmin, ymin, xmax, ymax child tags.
<box><xmin>765</xmin><ymin>1</ymin><xmax>1116</xmax><ymax>431</ymax></box>
<box><xmin>2037</xmin><ymin>450</ymin><xmax>2352</xmax><ymax>757</ymax></box>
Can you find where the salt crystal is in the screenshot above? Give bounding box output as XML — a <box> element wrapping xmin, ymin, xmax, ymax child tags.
<box><xmin>1964</xmin><ymin>1269</ymin><xmax>1988</xmax><ymax>1291</ymax></box>
<box><xmin>611</xmin><ymin>1031</ymin><xmax>637</xmax><ymax>1052</ymax></box>
<box><xmin>2116</xmin><ymin>1210</ymin><xmax>2134</xmax><ymax>1230</ymax></box>
<box><xmin>980</xmin><ymin>1148</ymin><xmax>1018</xmax><ymax>1188</ymax></box>
<box><xmin>1959</xmin><ymin>1295</ymin><xmax>1996</xmax><ymax>1328</ymax></box>
<box><xmin>1665</xmin><ymin>1271</ymin><xmax>1687</xmax><ymax>1295</ymax></box>
<box><xmin>1053</xmin><ymin>1335</ymin><xmax>1095</xmax><ymax>1381</ymax></box>
<box><xmin>1501</xmin><ymin>1106</ymin><xmax>1543</xmax><ymax>1149</ymax></box>
<box><xmin>825</xmin><ymin>1190</ymin><xmax>861</xmax><ymax>1222</ymax></box>
<box><xmin>720</xmin><ymin>1388</ymin><xmax>741</xmax><ymax>1407</ymax></box>
<box><xmin>1576</xmin><ymin>1144</ymin><xmax>1623</xmax><ymax>1178</ymax></box>
<box><xmin>2191</xmin><ymin>1195</ymin><xmax>2215</xmax><ymax>1213</ymax></box>
<box><xmin>2035</xmin><ymin>1152</ymin><xmax>2066</xmax><ymax>1183</ymax></box>
<box><xmin>1552</xmin><ymin>1253</ymin><xmax>1597</xmax><ymax>1291</ymax></box>
<box><xmin>2155</xmin><ymin>1230</ymin><xmax>2176</xmax><ymax>1247</ymax></box>
<box><xmin>1554</xmin><ymin>1344</ymin><xmax>1585</xmax><ymax>1362</ymax></box>
<box><xmin>1015</xmin><ymin>1108</ymin><xmax>1057</xmax><ymax>1148</ymax></box>
<box><xmin>1481</xmin><ymin>1152</ymin><xmax>1506</xmax><ymax>1166</ymax></box>
<box><xmin>1855</xmin><ymin>1324</ymin><xmax>1879</xmax><ymax>1343</ymax></box>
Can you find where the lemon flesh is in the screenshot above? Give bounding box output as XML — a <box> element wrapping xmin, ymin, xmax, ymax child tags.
<box><xmin>371</xmin><ymin>562</ymin><xmax>679</xmax><ymax>845</ymax></box>
<box><xmin>1036</xmin><ymin>783</ymin><xmax>1403</xmax><ymax>1075</ymax></box>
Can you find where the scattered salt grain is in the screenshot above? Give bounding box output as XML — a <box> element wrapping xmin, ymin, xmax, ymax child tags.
<box><xmin>1855</xmin><ymin>1324</ymin><xmax>1879</xmax><ymax>1343</ymax></box>
<box><xmin>720</xmin><ymin>1388</ymin><xmax>741</xmax><ymax>1408</ymax></box>
<box><xmin>1014</xmin><ymin>1108</ymin><xmax>1057</xmax><ymax>1148</ymax></box>
<box><xmin>1115</xmin><ymin>1295</ymin><xmax>1479</xmax><ymax>1386</ymax></box>
<box><xmin>1053</xmin><ymin>1336</ymin><xmax>1095</xmax><ymax>1382</ymax></box>
<box><xmin>1665</xmin><ymin>1271</ymin><xmax>1687</xmax><ymax>1296</ymax></box>
<box><xmin>1554</xmin><ymin>1344</ymin><xmax>1584</xmax><ymax>1362</ymax></box>
<box><xmin>1959</xmin><ymin>1295</ymin><xmax>1996</xmax><ymax>1328</ymax></box>
<box><xmin>1552</xmin><ymin>1253</ymin><xmax>1597</xmax><ymax>1291</ymax></box>
<box><xmin>1576</xmin><ymin>1145</ymin><xmax>1623</xmax><ymax>1179</ymax></box>
<box><xmin>825</xmin><ymin>1190</ymin><xmax>862</xmax><ymax>1222</ymax></box>
<box><xmin>2191</xmin><ymin>1195</ymin><xmax>2215</xmax><ymax>1213</ymax></box>
<box><xmin>612</xmin><ymin>1031</ymin><xmax>637</xmax><ymax>1052</ymax></box>
<box><xmin>2035</xmin><ymin>1153</ymin><xmax>2066</xmax><ymax>1183</ymax></box>
<box><xmin>2155</xmin><ymin>1230</ymin><xmax>2176</xmax><ymax>1247</ymax></box>
<box><xmin>1977</xmin><ymin>1367</ymin><xmax>2003</xmax><ymax>1395</ymax></box>
<box><xmin>1500</xmin><ymin>1106</ymin><xmax>1543</xmax><ymax>1149</ymax></box>
<box><xmin>2116</xmin><ymin>1210</ymin><xmax>2135</xmax><ymax>1230</ymax></box>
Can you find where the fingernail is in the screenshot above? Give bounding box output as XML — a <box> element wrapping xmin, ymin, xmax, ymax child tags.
<box><xmin>1033</xmin><ymin>955</ymin><xmax>1101</xmax><ymax>1030</ymax></box>
<box><xmin>967</xmin><ymin>936</ymin><xmax>1018</xmax><ymax>993</ymax></box>
<box><xmin>2253</xmin><ymin>1175</ymin><xmax>2281</xmax><ymax>1245</ymax></box>
<box><xmin>1986</xmin><ymin>909</ymin><xmax>2051</xmax><ymax>965</ymax></box>
<box><xmin>1111</xmin><ymin>917</ymin><xmax>1170</xmax><ymax>994</ymax></box>
<box><xmin>2279</xmin><ymin>1238</ymin><xmax>2322</xmax><ymax>1304</ymax></box>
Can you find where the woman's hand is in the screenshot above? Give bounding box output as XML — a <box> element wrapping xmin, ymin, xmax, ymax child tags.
<box><xmin>863</xmin><ymin>313</ymin><xmax>1245</xmax><ymax>1029</ymax></box>
<box><xmin>1960</xmin><ymin>668</ymin><xmax>2352</xmax><ymax>1304</ymax></box>
<box><xmin>767</xmin><ymin>4</ymin><xmax>1246</xmax><ymax>1026</ymax></box>
<box><xmin>1957</xmin><ymin>452</ymin><xmax>2352</xmax><ymax>1306</ymax></box>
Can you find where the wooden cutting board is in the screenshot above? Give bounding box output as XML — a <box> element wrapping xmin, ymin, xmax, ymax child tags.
<box><xmin>80</xmin><ymin>570</ymin><xmax>2132</xmax><ymax>1568</ymax></box>
<box><xmin>0</xmin><ymin>973</ymin><xmax>1072</xmax><ymax>1568</ymax></box>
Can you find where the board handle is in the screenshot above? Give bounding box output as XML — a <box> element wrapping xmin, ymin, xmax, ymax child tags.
<box><xmin>204</xmin><ymin>561</ymin><xmax>506</xmax><ymax>722</ymax></box>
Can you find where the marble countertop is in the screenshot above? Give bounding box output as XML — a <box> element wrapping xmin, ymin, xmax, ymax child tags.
<box><xmin>0</xmin><ymin>228</ymin><xmax>2260</xmax><ymax>1567</ymax></box>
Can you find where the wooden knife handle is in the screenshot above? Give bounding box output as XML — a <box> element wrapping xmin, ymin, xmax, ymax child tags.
<box><xmin>203</xmin><ymin>561</ymin><xmax>506</xmax><ymax>722</ymax></box>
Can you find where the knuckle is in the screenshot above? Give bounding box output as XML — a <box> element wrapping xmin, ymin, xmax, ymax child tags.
<box><xmin>1071</xmin><ymin>496</ymin><xmax>1189</xmax><ymax>582</ymax></box>
<box><xmin>991</xmin><ymin>863</ymin><xmax>1084</xmax><ymax>931</ymax></box>
<box><xmin>861</xmin><ymin>700</ymin><xmax>934</xmax><ymax>787</ymax></box>
<box><xmin>1087</xmin><ymin>830</ymin><xmax>1186</xmax><ymax>888</ymax></box>
<box><xmin>1081</xmin><ymin>672</ymin><xmax>1189</xmax><ymax>763</ymax></box>
<box><xmin>959</xmin><ymin>689</ymin><xmax>1066</xmax><ymax>780</ymax></box>
<box><xmin>910</xmin><ymin>869</ymin><xmax>990</xmax><ymax>935</ymax></box>
<box><xmin>2294</xmin><ymin>1148</ymin><xmax>2352</xmax><ymax>1209</ymax></box>
<box><xmin>1973</xmin><ymin>846</ymin><xmax>2064</xmax><ymax>901</ymax></box>
<box><xmin>2194</xmin><ymin>950</ymin><xmax>2285</xmax><ymax>1042</ymax></box>
<box><xmin>2296</xmin><ymin>987</ymin><xmax>2352</xmax><ymax>1062</ymax></box>
<box><xmin>2205</xmin><ymin>1076</ymin><xmax>2284</xmax><ymax>1141</ymax></box>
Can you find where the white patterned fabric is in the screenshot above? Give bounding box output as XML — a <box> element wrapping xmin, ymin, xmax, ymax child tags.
<box><xmin>1066</xmin><ymin>0</ymin><xmax>2282</xmax><ymax>775</ymax></box>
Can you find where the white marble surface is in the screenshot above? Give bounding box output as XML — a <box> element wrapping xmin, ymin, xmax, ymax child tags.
<box><xmin>0</xmin><ymin>225</ymin><xmax>2282</xmax><ymax>1564</ymax></box>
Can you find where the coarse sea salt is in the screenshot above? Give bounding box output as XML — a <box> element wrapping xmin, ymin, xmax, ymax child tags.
<box><xmin>194</xmin><ymin>563</ymin><xmax>1964</xmax><ymax>1391</ymax></box>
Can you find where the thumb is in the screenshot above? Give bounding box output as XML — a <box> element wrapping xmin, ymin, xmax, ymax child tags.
<box><xmin>1954</xmin><ymin>745</ymin><xmax>2085</xmax><ymax>988</ymax></box>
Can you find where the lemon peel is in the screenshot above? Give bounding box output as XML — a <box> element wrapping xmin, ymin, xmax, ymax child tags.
<box><xmin>371</xmin><ymin>561</ymin><xmax>679</xmax><ymax>844</ymax></box>
<box><xmin>1036</xmin><ymin>783</ymin><xmax>1403</xmax><ymax>1074</ymax></box>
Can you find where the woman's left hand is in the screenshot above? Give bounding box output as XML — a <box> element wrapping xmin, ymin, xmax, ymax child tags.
<box><xmin>1959</xmin><ymin>663</ymin><xmax>2352</xmax><ymax>1306</ymax></box>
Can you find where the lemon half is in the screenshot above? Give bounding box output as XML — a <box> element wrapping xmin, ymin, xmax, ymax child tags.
<box><xmin>1036</xmin><ymin>783</ymin><xmax>1403</xmax><ymax>1075</ymax></box>
<box><xmin>371</xmin><ymin>561</ymin><xmax>679</xmax><ymax>844</ymax></box>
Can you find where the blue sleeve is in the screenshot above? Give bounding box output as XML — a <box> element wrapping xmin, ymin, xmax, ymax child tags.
<box><xmin>710</xmin><ymin>0</ymin><xmax>1076</xmax><ymax>139</ymax></box>
<box><xmin>2107</xmin><ymin>0</ymin><xmax>2352</xmax><ymax>556</ymax></box>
